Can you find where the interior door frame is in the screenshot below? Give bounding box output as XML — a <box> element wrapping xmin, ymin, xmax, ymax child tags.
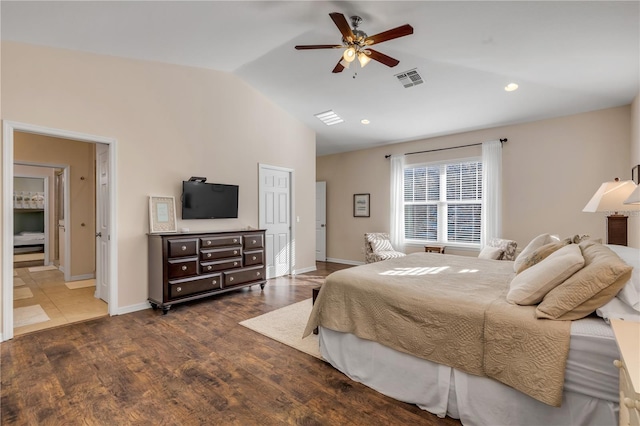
<box><xmin>13</xmin><ymin>172</ymin><xmax>51</xmax><ymax>268</ymax></box>
<box><xmin>258</xmin><ymin>163</ymin><xmax>294</xmax><ymax>278</ymax></box>
<box><xmin>2</xmin><ymin>120</ymin><xmax>119</xmax><ymax>341</ymax></box>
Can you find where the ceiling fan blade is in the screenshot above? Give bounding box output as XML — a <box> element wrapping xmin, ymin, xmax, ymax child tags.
<box><xmin>366</xmin><ymin>49</ymin><xmax>400</xmax><ymax>67</ymax></box>
<box><xmin>364</xmin><ymin>24</ymin><xmax>414</xmax><ymax>45</ymax></box>
<box><xmin>295</xmin><ymin>44</ymin><xmax>343</xmax><ymax>50</ymax></box>
<box><xmin>329</xmin><ymin>12</ymin><xmax>355</xmax><ymax>43</ymax></box>
<box><xmin>332</xmin><ymin>59</ymin><xmax>345</xmax><ymax>73</ymax></box>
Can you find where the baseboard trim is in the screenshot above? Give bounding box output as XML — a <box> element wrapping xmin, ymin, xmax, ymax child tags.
<box><xmin>67</xmin><ymin>273</ymin><xmax>95</xmax><ymax>281</ymax></box>
<box><xmin>293</xmin><ymin>265</ymin><xmax>317</xmax><ymax>275</ymax></box>
<box><xmin>326</xmin><ymin>257</ymin><xmax>364</xmax><ymax>266</ymax></box>
<box><xmin>117</xmin><ymin>302</ymin><xmax>151</xmax><ymax>315</ymax></box>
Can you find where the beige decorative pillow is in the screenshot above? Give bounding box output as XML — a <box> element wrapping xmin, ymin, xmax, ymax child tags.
<box><xmin>507</xmin><ymin>244</ymin><xmax>585</xmax><ymax>305</ymax></box>
<box><xmin>371</xmin><ymin>239</ymin><xmax>393</xmax><ymax>252</ymax></box>
<box><xmin>515</xmin><ymin>241</ymin><xmax>568</xmax><ymax>274</ymax></box>
<box><xmin>535</xmin><ymin>241</ymin><xmax>633</xmax><ymax>320</ymax></box>
<box><xmin>513</xmin><ymin>234</ymin><xmax>553</xmax><ymax>272</ymax></box>
<box><xmin>478</xmin><ymin>246</ymin><xmax>504</xmax><ymax>260</ymax></box>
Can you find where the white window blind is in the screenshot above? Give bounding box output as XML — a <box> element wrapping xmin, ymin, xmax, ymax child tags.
<box><xmin>404</xmin><ymin>160</ymin><xmax>482</xmax><ymax>245</ymax></box>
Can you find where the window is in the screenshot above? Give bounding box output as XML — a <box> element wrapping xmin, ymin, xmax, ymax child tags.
<box><xmin>404</xmin><ymin>160</ymin><xmax>483</xmax><ymax>245</ymax></box>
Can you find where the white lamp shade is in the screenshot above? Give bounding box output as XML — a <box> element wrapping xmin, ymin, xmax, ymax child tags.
<box><xmin>583</xmin><ymin>179</ymin><xmax>640</xmax><ymax>212</ymax></box>
<box><xmin>357</xmin><ymin>52</ymin><xmax>371</xmax><ymax>67</ymax></box>
<box><xmin>343</xmin><ymin>47</ymin><xmax>356</xmax><ymax>62</ymax></box>
<box><xmin>624</xmin><ymin>184</ymin><xmax>640</xmax><ymax>204</ymax></box>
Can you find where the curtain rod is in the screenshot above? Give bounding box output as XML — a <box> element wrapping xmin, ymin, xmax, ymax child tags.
<box><xmin>384</xmin><ymin>138</ymin><xmax>507</xmax><ymax>159</ymax></box>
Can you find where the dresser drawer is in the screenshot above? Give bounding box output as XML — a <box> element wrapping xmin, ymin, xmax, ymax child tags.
<box><xmin>169</xmin><ymin>274</ymin><xmax>221</xmax><ymax>299</ymax></box>
<box><xmin>167</xmin><ymin>239</ymin><xmax>197</xmax><ymax>258</ymax></box>
<box><xmin>243</xmin><ymin>250</ymin><xmax>264</xmax><ymax>266</ymax></box>
<box><xmin>201</xmin><ymin>247</ymin><xmax>242</xmax><ymax>261</ymax></box>
<box><xmin>224</xmin><ymin>266</ymin><xmax>265</xmax><ymax>287</ymax></box>
<box><xmin>200</xmin><ymin>235</ymin><xmax>242</xmax><ymax>248</ymax></box>
<box><xmin>201</xmin><ymin>257</ymin><xmax>242</xmax><ymax>273</ymax></box>
<box><xmin>167</xmin><ymin>258</ymin><xmax>198</xmax><ymax>279</ymax></box>
<box><xmin>243</xmin><ymin>234</ymin><xmax>264</xmax><ymax>249</ymax></box>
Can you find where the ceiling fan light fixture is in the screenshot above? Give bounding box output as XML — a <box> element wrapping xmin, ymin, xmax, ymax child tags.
<box><xmin>343</xmin><ymin>46</ymin><xmax>356</xmax><ymax>62</ymax></box>
<box><xmin>357</xmin><ymin>52</ymin><xmax>371</xmax><ymax>67</ymax></box>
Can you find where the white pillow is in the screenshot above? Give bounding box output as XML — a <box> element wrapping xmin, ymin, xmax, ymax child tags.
<box><xmin>513</xmin><ymin>233</ymin><xmax>553</xmax><ymax>273</ymax></box>
<box><xmin>371</xmin><ymin>239</ymin><xmax>394</xmax><ymax>252</ymax></box>
<box><xmin>596</xmin><ymin>297</ymin><xmax>640</xmax><ymax>322</ymax></box>
<box><xmin>478</xmin><ymin>246</ymin><xmax>504</xmax><ymax>260</ymax></box>
<box><xmin>507</xmin><ymin>244</ymin><xmax>585</xmax><ymax>306</ymax></box>
<box><xmin>605</xmin><ymin>244</ymin><xmax>640</xmax><ymax>312</ymax></box>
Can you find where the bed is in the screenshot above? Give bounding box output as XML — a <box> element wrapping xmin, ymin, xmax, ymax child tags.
<box><xmin>14</xmin><ymin>231</ymin><xmax>45</xmax><ymax>247</ymax></box>
<box><xmin>304</xmin><ymin>241</ymin><xmax>639</xmax><ymax>425</ymax></box>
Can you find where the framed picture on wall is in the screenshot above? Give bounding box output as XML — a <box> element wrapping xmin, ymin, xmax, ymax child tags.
<box><xmin>633</xmin><ymin>164</ymin><xmax>639</xmax><ymax>184</ymax></box>
<box><xmin>353</xmin><ymin>193</ymin><xmax>370</xmax><ymax>217</ymax></box>
<box><xmin>149</xmin><ymin>196</ymin><xmax>177</xmax><ymax>233</ymax></box>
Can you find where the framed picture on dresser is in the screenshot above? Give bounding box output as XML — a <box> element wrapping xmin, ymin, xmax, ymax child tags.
<box><xmin>149</xmin><ymin>196</ymin><xmax>177</xmax><ymax>233</ymax></box>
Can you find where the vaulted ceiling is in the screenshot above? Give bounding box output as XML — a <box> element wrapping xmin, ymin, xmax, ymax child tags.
<box><xmin>2</xmin><ymin>1</ymin><xmax>638</xmax><ymax>155</ymax></box>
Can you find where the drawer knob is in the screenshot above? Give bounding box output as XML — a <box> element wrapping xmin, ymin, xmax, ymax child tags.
<box><xmin>252</xmin><ymin>239</ymin><xmax>256</xmax><ymax>244</ymax></box>
<box><xmin>614</xmin><ymin>360</ymin><xmax>623</xmax><ymax>369</ymax></box>
<box><xmin>257</xmin><ymin>271</ymin><xmax>261</xmax><ymax>276</ymax></box>
<box><xmin>181</xmin><ymin>245</ymin><xmax>187</xmax><ymax>251</ymax></box>
<box><xmin>207</xmin><ymin>266</ymin><xmax>212</xmax><ymax>271</ymax></box>
<box><xmin>212</xmin><ymin>279</ymin><xmax>217</xmax><ymax>285</ymax></box>
<box><xmin>229</xmin><ymin>277</ymin><xmax>234</xmax><ymax>282</ymax></box>
<box><xmin>207</xmin><ymin>240</ymin><xmax>211</xmax><ymax>245</ymax></box>
<box><xmin>234</xmin><ymin>250</ymin><xmax>238</xmax><ymax>255</ymax></box>
<box><xmin>233</xmin><ymin>239</ymin><xmax>238</xmax><ymax>243</ymax></box>
<box><xmin>252</xmin><ymin>256</ymin><xmax>257</xmax><ymax>261</ymax></box>
<box><xmin>234</xmin><ymin>262</ymin><xmax>238</xmax><ymax>266</ymax></box>
<box><xmin>207</xmin><ymin>253</ymin><xmax>212</xmax><ymax>258</ymax></box>
<box><xmin>181</xmin><ymin>265</ymin><xmax>187</xmax><ymax>271</ymax></box>
<box><xmin>176</xmin><ymin>286</ymin><xmax>182</xmax><ymax>293</ymax></box>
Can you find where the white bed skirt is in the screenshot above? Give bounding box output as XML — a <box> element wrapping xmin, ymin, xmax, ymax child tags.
<box><xmin>319</xmin><ymin>327</ymin><xmax>618</xmax><ymax>426</ymax></box>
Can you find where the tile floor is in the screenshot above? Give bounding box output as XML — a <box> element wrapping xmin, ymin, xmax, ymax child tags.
<box><xmin>13</xmin><ymin>266</ymin><xmax>108</xmax><ymax>336</ymax></box>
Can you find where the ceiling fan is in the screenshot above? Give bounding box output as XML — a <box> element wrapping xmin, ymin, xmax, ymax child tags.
<box><xmin>295</xmin><ymin>12</ymin><xmax>414</xmax><ymax>73</ymax></box>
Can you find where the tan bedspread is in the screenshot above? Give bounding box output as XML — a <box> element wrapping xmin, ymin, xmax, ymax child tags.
<box><xmin>303</xmin><ymin>253</ymin><xmax>571</xmax><ymax>406</ymax></box>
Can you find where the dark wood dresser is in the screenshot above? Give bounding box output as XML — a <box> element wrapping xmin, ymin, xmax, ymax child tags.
<box><xmin>148</xmin><ymin>229</ymin><xmax>267</xmax><ymax>314</ymax></box>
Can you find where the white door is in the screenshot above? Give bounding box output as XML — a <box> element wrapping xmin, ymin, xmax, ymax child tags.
<box><xmin>95</xmin><ymin>143</ymin><xmax>110</xmax><ymax>303</ymax></box>
<box><xmin>259</xmin><ymin>165</ymin><xmax>292</xmax><ymax>279</ymax></box>
<box><xmin>316</xmin><ymin>181</ymin><xmax>326</xmax><ymax>261</ymax></box>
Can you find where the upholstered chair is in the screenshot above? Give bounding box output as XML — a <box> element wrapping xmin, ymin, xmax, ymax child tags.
<box><xmin>364</xmin><ymin>233</ymin><xmax>406</xmax><ymax>263</ymax></box>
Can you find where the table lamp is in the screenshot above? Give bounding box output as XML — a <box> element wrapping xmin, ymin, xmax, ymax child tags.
<box><xmin>583</xmin><ymin>178</ymin><xmax>639</xmax><ymax>246</ymax></box>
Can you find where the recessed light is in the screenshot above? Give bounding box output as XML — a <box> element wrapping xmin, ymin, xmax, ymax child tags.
<box><xmin>504</xmin><ymin>83</ymin><xmax>519</xmax><ymax>92</ymax></box>
<box><xmin>361</xmin><ymin>119</ymin><xmax>370</xmax><ymax>125</ymax></box>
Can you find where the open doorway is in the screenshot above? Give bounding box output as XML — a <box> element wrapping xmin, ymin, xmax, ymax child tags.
<box><xmin>2</xmin><ymin>121</ymin><xmax>118</xmax><ymax>341</ymax></box>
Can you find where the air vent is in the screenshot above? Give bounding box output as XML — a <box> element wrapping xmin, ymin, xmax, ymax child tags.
<box><xmin>395</xmin><ymin>68</ymin><xmax>424</xmax><ymax>88</ymax></box>
<box><xmin>314</xmin><ymin>110</ymin><xmax>344</xmax><ymax>126</ymax></box>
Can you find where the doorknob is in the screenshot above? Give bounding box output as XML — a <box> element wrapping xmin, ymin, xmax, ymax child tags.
<box><xmin>321</xmin><ymin>224</ymin><xmax>326</xmax><ymax>227</ymax></box>
<box><xmin>96</xmin><ymin>232</ymin><xmax>102</xmax><ymax>237</ymax></box>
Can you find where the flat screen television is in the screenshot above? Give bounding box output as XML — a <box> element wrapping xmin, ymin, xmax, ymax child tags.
<box><xmin>181</xmin><ymin>181</ymin><xmax>239</xmax><ymax>219</ymax></box>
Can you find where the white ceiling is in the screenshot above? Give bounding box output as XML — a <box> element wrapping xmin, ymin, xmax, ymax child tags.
<box><xmin>2</xmin><ymin>1</ymin><xmax>639</xmax><ymax>155</ymax></box>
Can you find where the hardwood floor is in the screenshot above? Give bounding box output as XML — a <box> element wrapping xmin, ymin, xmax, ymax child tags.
<box><xmin>1</xmin><ymin>262</ymin><xmax>461</xmax><ymax>425</ymax></box>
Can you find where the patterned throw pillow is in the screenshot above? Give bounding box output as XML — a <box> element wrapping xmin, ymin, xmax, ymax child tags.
<box><xmin>371</xmin><ymin>239</ymin><xmax>394</xmax><ymax>252</ymax></box>
<box><xmin>515</xmin><ymin>241</ymin><xmax>568</xmax><ymax>274</ymax></box>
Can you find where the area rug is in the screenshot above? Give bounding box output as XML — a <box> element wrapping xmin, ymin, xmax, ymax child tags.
<box><xmin>65</xmin><ymin>279</ymin><xmax>96</xmax><ymax>290</ymax></box>
<box><xmin>14</xmin><ymin>305</ymin><xmax>50</xmax><ymax>328</ymax></box>
<box><xmin>13</xmin><ymin>287</ymin><xmax>34</xmax><ymax>300</ymax></box>
<box><xmin>28</xmin><ymin>265</ymin><xmax>58</xmax><ymax>272</ymax></box>
<box><xmin>240</xmin><ymin>298</ymin><xmax>322</xmax><ymax>360</ymax></box>
<box><xmin>13</xmin><ymin>277</ymin><xmax>26</xmax><ymax>287</ymax></box>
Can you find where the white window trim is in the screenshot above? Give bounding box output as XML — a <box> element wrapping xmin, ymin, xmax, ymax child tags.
<box><xmin>403</xmin><ymin>156</ymin><xmax>483</xmax><ymax>247</ymax></box>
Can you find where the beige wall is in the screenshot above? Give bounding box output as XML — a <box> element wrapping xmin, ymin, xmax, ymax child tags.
<box><xmin>1</xmin><ymin>42</ymin><xmax>317</xmax><ymax>318</ymax></box>
<box><xmin>318</xmin><ymin>106</ymin><xmax>633</xmax><ymax>262</ymax></box>
<box><xmin>13</xmin><ymin>165</ymin><xmax>57</xmax><ymax>265</ymax></box>
<box><xmin>15</xmin><ymin>134</ymin><xmax>96</xmax><ymax>276</ymax></box>
<box><xmin>629</xmin><ymin>94</ymin><xmax>640</xmax><ymax>248</ymax></box>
